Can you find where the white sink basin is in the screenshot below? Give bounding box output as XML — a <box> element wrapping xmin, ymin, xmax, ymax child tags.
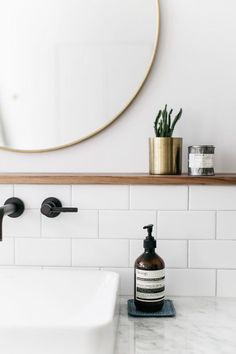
<box><xmin>0</xmin><ymin>269</ymin><xmax>119</xmax><ymax>354</ymax></box>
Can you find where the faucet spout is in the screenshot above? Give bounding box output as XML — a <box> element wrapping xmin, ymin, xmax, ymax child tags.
<box><xmin>0</xmin><ymin>198</ymin><xmax>24</xmax><ymax>242</ymax></box>
<box><xmin>0</xmin><ymin>203</ymin><xmax>16</xmax><ymax>241</ymax></box>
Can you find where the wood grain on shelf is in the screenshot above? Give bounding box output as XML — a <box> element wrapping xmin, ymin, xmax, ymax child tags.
<box><xmin>0</xmin><ymin>173</ymin><xmax>235</xmax><ymax>185</ymax></box>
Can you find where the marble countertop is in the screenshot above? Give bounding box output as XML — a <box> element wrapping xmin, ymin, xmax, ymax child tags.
<box><xmin>115</xmin><ymin>297</ymin><xmax>236</xmax><ymax>354</ymax></box>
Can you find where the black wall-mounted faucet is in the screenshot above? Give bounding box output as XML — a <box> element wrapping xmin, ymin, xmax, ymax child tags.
<box><xmin>41</xmin><ymin>197</ymin><xmax>78</xmax><ymax>218</ymax></box>
<box><xmin>0</xmin><ymin>198</ymin><xmax>25</xmax><ymax>241</ymax></box>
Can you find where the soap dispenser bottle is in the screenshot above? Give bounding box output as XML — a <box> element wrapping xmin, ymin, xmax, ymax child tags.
<box><xmin>134</xmin><ymin>224</ymin><xmax>165</xmax><ymax>312</ymax></box>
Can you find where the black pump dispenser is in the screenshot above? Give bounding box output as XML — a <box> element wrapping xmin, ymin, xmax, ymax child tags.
<box><xmin>143</xmin><ymin>224</ymin><xmax>156</xmax><ymax>250</ymax></box>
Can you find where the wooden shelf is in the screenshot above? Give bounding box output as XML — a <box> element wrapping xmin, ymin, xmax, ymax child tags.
<box><xmin>0</xmin><ymin>173</ymin><xmax>236</xmax><ymax>185</ymax></box>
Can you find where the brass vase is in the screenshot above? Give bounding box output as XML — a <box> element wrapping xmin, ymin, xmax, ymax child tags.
<box><xmin>149</xmin><ymin>137</ymin><xmax>182</xmax><ymax>175</ymax></box>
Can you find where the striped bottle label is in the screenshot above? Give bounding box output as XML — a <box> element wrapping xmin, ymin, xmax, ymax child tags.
<box><xmin>136</xmin><ymin>269</ymin><xmax>165</xmax><ymax>303</ymax></box>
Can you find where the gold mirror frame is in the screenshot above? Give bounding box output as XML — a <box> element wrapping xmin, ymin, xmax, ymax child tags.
<box><xmin>1</xmin><ymin>0</ymin><xmax>160</xmax><ymax>153</ymax></box>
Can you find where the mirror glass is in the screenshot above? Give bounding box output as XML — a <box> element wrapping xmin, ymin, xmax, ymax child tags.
<box><xmin>0</xmin><ymin>0</ymin><xmax>159</xmax><ymax>151</ymax></box>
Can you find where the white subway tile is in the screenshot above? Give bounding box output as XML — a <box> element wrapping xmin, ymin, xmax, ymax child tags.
<box><xmin>42</xmin><ymin>210</ymin><xmax>98</xmax><ymax>238</ymax></box>
<box><xmin>130</xmin><ymin>186</ymin><xmax>188</xmax><ymax>210</ymax></box>
<box><xmin>14</xmin><ymin>185</ymin><xmax>71</xmax><ymax>209</ymax></box>
<box><xmin>217</xmin><ymin>270</ymin><xmax>236</xmax><ymax>297</ymax></box>
<box><xmin>4</xmin><ymin>209</ymin><xmax>40</xmax><ymax>237</ymax></box>
<box><xmin>0</xmin><ymin>238</ymin><xmax>14</xmax><ymax>265</ymax></box>
<box><xmin>217</xmin><ymin>211</ymin><xmax>236</xmax><ymax>239</ymax></box>
<box><xmin>72</xmin><ymin>239</ymin><xmax>129</xmax><ymax>267</ymax></box>
<box><xmin>0</xmin><ymin>185</ymin><xmax>14</xmax><ymax>205</ymax></box>
<box><xmin>15</xmin><ymin>238</ymin><xmax>71</xmax><ymax>266</ymax></box>
<box><xmin>189</xmin><ymin>186</ymin><xmax>236</xmax><ymax>210</ymax></box>
<box><xmin>72</xmin><ymin>185</ymin><xmax>129</xmax><ymax>209</ymax></box>
<box><xmin>189</xmin><ymin>241</ymin><xmax>236</xmax><ymax>268</ymax></box>
<box><xmin>102</xmin><ymin>268</ymin><xmax>133</xmax><ymax>295</ymax></box>
<box><xmin>2</xmin><ymin>182</ymin><xmax>236</xmax><ymax>297</ymax></box>
<box><xmin>166</xmin><ymin>269</ymin><xmax>215</xmax><ymax>296</ymax></box>
<box><xmin>129</xmin><ymin>240</ymin><xmax>143</xmax><ymax>267</ymax></box>
<box><xmin>130</xmin><ymin>240</ymin><xmax>187</xmax><ymax>268</ymax></box>
<box><xmin>158</xmin><ymin>211</ymin><xmax>215</xmax><ymax>239</ymax></box>
<box><xmin>99</xmin><ymin>210</ymin><xmax>156</xmax><ymax>238</ymax></box>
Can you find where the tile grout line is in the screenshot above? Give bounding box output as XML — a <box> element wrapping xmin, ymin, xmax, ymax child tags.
<box><xmin>128</xmin><ymin>185</ymin><xmax>131</xmax><ymax>210</ymax></box>
<box><xmin>40</xmin><ymin>213</ymin><xmax>43</xmax><ymax>238</ymax></box>
<box><xmin>70</xmin><ymin>238</ymin><xmax>72</xmax><ymax>267</ymax></box>
<box><xmin>187</xmin><ymin>240</ymin><xmax>190</xmax><ymax>268</ymax></box>
<box><xmin>7</xmin><ymin>236</ymin><xmax>231</xmax><ymax>241</ymax></box>
<box><xmin>187</xmin><ymin>185</ymin><xmax>190</xmax><ymax>210</ymax></box>
<box><xmin>215</xmin><ymin>269</ymin><xmax>218</xmax><ymax>296</ymax></box>
<box><xmin>98</xmin><ymin>210</ymin><xmax>100</xmax><ymax>238</ymax></box>
<box><xmin>8</xmin><ymin>235</ymin><xmax>236</xmax><ymax>241</ymax></box>
<box><xmin>128</xmin><ymin>240</ymin><xmax>131</xmax><ymax>268</ymax></box>
<box><xmin>215</xmin><ymin>211</ymin><xmax>217</xmax><ymax>240</ymax></box>
<box><xmin>13</xmin><ymin>237</ymin><xmax>16</xmax><ymax>265</ymax></box>
<box><xmin>70</xmin><ymin>185</ymin><xmax>73</xmax><ymax>205</ymax></box>
<box><xmin>156</xmin><ymin>210</ymin><xmax>159</xmax><ymax>238</ymax></box>
<box><xmin>1</xmin><ymin>264</ymin><xmax>236</xmax><ymax>271</ymax></box>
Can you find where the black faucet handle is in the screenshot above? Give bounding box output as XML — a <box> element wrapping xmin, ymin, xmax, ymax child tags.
<box><xmin>41</xmin><ymin>197</ymin><xmax>78</xmax><ymax>218</ymax></box>
<box><xmin>52</xmin><ymin>207</ymin><xmax>78</xmax><ymax>213</ymax></box>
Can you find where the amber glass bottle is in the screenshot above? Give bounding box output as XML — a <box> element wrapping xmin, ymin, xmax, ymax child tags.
<box><xmin>134</xmin><ymin>224</ymin><xmax>165</xmax><ymax>312</ymax></box>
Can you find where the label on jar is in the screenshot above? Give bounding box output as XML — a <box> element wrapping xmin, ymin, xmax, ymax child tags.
<box><xmin>135</xmin><ymin>269</ymin><xmax>165</xmax><ymax>302</ymax></box>
<box><xmin>189</xmin><ymin>153</ymin><xmax>214</xmax><ymax>168</ymax></box>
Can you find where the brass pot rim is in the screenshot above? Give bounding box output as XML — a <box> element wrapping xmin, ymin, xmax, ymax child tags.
<box><xmin>149</xmin><ymin>136</ymin><xmax>183</xmax><ymax>140</ymax></box>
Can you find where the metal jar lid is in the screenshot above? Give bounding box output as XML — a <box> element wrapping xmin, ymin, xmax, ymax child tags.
<box><xmin>188</xmin><ymin>145</ymin><xmax>215</xmax><ymax>153</ymax></box>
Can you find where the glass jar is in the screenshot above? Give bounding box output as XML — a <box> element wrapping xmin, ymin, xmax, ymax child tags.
<box><xmin>188</xmin><ymin>145</ymin><xmax>215</xmax><ymax>176</ymax></box>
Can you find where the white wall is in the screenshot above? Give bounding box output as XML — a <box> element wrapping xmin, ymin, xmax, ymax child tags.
<box><xmin>0</xmin><ymin>0</ymin><xmax>235</xmax><ymax>172</ymax></box>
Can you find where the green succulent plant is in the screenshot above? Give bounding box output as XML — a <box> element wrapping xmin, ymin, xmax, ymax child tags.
<box><xmin>154</xmin><ymin>104</ymin><xmax>182</xmax><ymax>137</ymax></box>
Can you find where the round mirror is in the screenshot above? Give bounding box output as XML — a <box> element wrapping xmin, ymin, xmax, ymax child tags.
<box><xmin>0</xmin><ymin>0</ymin><xmax>159</xmax><ymax>152</ymax></box>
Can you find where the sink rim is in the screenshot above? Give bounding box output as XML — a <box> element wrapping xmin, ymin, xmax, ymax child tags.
<box><xmin>0</xmin><ymin>268</ymin><xmax>120</xmax><ymax>329</ymax></box>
